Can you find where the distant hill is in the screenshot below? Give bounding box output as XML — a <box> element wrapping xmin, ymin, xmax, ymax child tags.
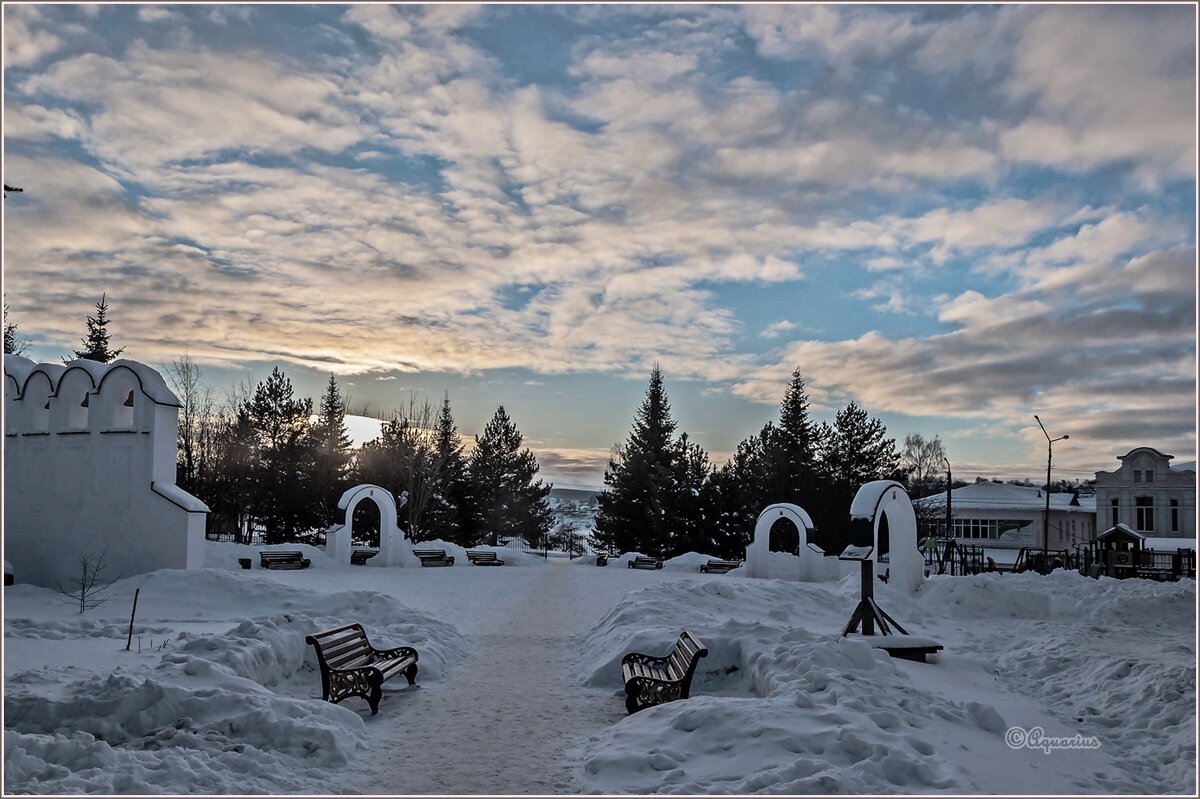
<box><xmin>548</xmin><ymin>486</ymin><xmax>602</xmax><ymax>502</ymax></box>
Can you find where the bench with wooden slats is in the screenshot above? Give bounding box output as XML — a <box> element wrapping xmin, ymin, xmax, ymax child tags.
<box><xmin>620</xmin><ymin>630</ymin><xmax>708</xmax><ymax>714</ymax></box>
<box><xmin>351</xmin><ymin>549</ymin><xmax>378</xmax><ymax>565</ymax></box>
<box><xmin>259</xmin><ymin>550</ymin><xmax>311</xmax><ymax>569</ymax></box>
<box><xmin>627</xmin><ymin>555</ymin><xmax>663</xmax><ymax>570</ymax></box>
<box><xmin>466</xmin><ymin>550</ymin><xmax>504</xmax><ymax>566</ymax></box>
<box><xmin>699</xmin><ymin>559</ymin><xmax>742</xmax><ymax>574</ymax></box>
<box><xmin>305</xmin><ymin>622</ymin><xmax>418</xmax><ymax>715</ymax></box>
<box><xmin>413</xmin><ymin>549</ymin><xmax>455</xmax><ymax>567</ymax></box>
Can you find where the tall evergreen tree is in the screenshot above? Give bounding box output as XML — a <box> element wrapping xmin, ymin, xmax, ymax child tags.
<box><xmin>245</xmin><ymin>367</ymin><xmax>321</xmax><ymax>544</ymax></box>
<box><xmin>3</xmin><ymin>297</ymin><xmax>29</xmax><ymax>356</ymax></box>
<box><xmin>423</xmin><ymin>394</ymin><xmax>476</xmax><ymax>544</ymax></box>
<box><xmin>470</xmin><ymin>406</ymin><xmax>553</xmax><ymax>546</ymax></box>
<box><xmin>703</xmin><ymin>368</ymin><xmax>824</xmax><ymax>557</ymax></box>
<box><xmin>593</xmin><ymin>365</ymin><xmax>693</xmax><ymax>558</ymax></box>
<box><xmin>812</xmin><ymin>401</ymin><xmax>901</xmax><ymax>550</ymax></box>
<box><xmin>70</xmin><ymin>294</ymin><xmax>124</xmax><ymax>363</ymax></box>
<box><xmin>313</xmin><ymin>374</ymin><xmax>355</xmax><ymax>527</ymax></box>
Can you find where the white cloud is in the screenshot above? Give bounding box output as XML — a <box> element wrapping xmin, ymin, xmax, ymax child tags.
<box><xmin>3</xmin><ymin>6</ymin><xmax>63</xmax><ymax>67</ymax></box>
<box><xmin>760</xmin><ymin>320</ymin><xmax>797</xmax><ymax>339</ymax></box>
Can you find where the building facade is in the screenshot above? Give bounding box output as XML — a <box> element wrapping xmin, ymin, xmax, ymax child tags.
<box><xmin>916</xmin><ymin>481</ymin><xmax>1097</xmax><ymax>551</ymax></box>
<box><xmin>1094</xmin><ymin>447</ymin><xmax>1196</xmax><ymax>540</ymax></box>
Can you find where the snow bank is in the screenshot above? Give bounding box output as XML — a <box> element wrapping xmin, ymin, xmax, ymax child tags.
<box><xmin>578</xmin><ymin>572</ymin><xmax>1194</xmax><ymax>794</ymax></box>
<box><xmin>202</xmin><ymin>541</ymin><xmax>340</xmax><ymax>571</ymax></box>
<box><xmin>4</xmin><ymin>568</ymin><xmax>469</xmax><ymax>794</ymax></box>
<box><xmin>662</xmin><ymin>552</ymin><xmax>720</xmax><ymax>572</ymax></box>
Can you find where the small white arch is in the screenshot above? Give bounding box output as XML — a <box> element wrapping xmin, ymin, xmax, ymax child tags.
<box><xmin>326</xmin><ymin>484</ymin><xmax>419</xmax><ymax>567</ymax></box>
<box><xmin>53</xmin><ymin>367</ymin><xmax>97</xmax><ymax>431</ymax></box>
<box><xmin>22</xmin><ymin>370</ymin><xmax>55</xmax><ymax>433</ymax></box>
<box><xmin>848</xmin><ymin>480</ymin><xmax>924</xmax><ymax>593</ymax></box>
<box><xmin>746</xmin><ymin>503</ymin><xmax>831</xmax><ymax>581</ymax></box>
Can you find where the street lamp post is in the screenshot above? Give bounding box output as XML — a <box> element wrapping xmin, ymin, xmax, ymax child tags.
<box><xmin>943</xmin><ymin>456</ymin><xmax>952</xmax><ymax>539</ymax></box>
<box><xmin>1034</xmin><ymin>415</ymin><xmax>1068</xmax><ymax>564</ymax></box>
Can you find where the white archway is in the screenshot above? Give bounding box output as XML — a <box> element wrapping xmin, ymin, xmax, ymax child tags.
<box><xmin>325</xmin><ymin>484</ymin><xmax>419</xmax><ymax>567</ymax></box>
<box><xmin>746</xmin><ymin>503</ymin><xmax>831</xmax><ymax>581</ymax></box>
<box><xmin>848</xmin><ymin>480</ymin><xmax>924</xmax><ymax>593</ymax></box>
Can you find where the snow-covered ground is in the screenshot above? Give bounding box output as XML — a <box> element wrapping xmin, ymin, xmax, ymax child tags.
<box><xmin>4</xmin><ymin>545</ymin><xmax>1195</xmax><ymax>794</ymax></box>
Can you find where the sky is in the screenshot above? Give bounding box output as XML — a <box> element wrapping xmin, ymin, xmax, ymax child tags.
<box><xmin>2</xmin><ymin>3</ymin><xmax>1196</xmax><ymax>488</ymax></box>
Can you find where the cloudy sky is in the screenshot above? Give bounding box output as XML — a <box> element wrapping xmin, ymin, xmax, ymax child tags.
<box><xmin>3</xmin><ymin>3</ymin><xmax>1196</xmax><ymax>487</ymax></box>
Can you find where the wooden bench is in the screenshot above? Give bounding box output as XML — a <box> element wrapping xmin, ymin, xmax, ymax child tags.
<box><xmin>466</xmin><ymin>550</ymin><xmax>504</xmax><ymax>566</ymax></box>
<box><xmin>414</xmin><ymin>549</ymin><xmax>455</xmax><ymax>567</ymax></box>
<box><xmin>259</xmin><ymin>550</ymin><xmax>311</xmax><ymax>569</ymax></box>
<box><xmin>699</xmin><ymin>559</ymin><xmax>742</xmax><ymax>574</ymax></box>
<box><xmin>621</xmin><ymin>630</ymin><xmax>708</xmax><ymax>714</ymax></box>
<box><xmin>305</xmin><ymin>623</ymin><xmax>418</xmax><ymax>715</ymax></box>
<box><xmin>628</xmin><ymin>555</ymin><xmax>663</xmax><ymax>570</ymax></box>
<box><xmin>351</xmin><ymin>549</ymin><xmax>378</xmax><ymax>566</ymax></box>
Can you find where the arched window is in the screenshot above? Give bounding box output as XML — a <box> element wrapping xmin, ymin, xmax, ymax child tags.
<box><xmin>113</xmin><ymin>389</ymin><xmax>135</xmax><ymax>428</ymax></box>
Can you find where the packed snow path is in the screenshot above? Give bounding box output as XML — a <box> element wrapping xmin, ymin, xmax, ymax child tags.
<box><xmin>345</xmin><ymin>559</ymin><xmax>651</xmax><ymax>794</ymax></box>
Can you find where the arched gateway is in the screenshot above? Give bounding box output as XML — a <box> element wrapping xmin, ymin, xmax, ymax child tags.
<box><xmin>746</xmin><ymin>503</ymin><xmax>833</xmax><ymax>581</ymax></box>
<box><xmin>325</xmin><ymin>484</ymin><xmax>420</xmax><ymax>567</ymax></box>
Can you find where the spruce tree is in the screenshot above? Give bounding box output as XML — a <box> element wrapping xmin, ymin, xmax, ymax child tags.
<box><xmin>313</xmin><ymin>374</ymin><xmax>355</xmax><ymax>527</ymax></box>
<box><xmin>71</xmin><ymin>294</ymin><xmax>124</xmax><ymax>363</ymax></box>
<box><xmin>593</xmin><ymin>365</ymin><xmax>688</xmax><ymax>558</ymax></box>
<box><xmin>469</xmin><ymin>406</ymin><xmax>553</xmax><ymax>547</ymax></box>
<box><xmin>424</xmin><ymin>394</ymin><xmax>475</xmax><ymax>544</ymax></box>
<box><xmin>3</xmin><ymin>297</ymin><xmax>29</xmax><ymax>356</ymax></box>
<box><xmin>812</xmin><ymin>401</ymin><xmax>901</xmax><ymax>550</ymax></box>
<box><xmin>246</xmin><ymin>367</ymin><xmax>321</xmax><ymax>544</ymax></box>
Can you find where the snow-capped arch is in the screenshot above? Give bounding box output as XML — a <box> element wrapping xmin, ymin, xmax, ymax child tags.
<box><xmin>746</xmin><ymin>503</ymin><xmax>831</xmax><ymax>581</ymax></box>
<box><xmin>326</xmin><ymin>484</ymin><xmax>419</xmax><ymax>567</ymax></box>
<box><xmin>848</xmin><ymin>480</ymin><xmax>924</xmax><ymax>593</ymax></box>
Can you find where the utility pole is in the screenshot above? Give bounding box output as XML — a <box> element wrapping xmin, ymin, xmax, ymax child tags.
<box><xmin>943</xmin><ymin>456</ymin><xmax>952</xmax><ymax>538</ymax></box>
<box><xmin>1034</xmin><ymin>415</ymin><xmax>1068</xmax><ymax>565</ymax></box>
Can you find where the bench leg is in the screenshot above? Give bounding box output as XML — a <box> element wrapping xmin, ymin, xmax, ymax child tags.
<box><xmin>367</xmin><ymin>684</ymin><xmax>382</xmax><ymax>716</ymax></box>
<box><xmin>403</xmin><ymin>664</ymin><xmax>418</xmax><ymax>685</ymax></box>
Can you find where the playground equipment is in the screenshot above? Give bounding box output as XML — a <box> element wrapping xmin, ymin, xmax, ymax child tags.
<box><xmin>840</xmin><ymin>481</ymin><xmax>941</xmax><ymax>662</ymax></box>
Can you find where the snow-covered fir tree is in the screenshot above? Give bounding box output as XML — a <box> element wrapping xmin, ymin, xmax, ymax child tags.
<box><xmin>423</xmin><ymin>394</ymin><xmax>477</xmax><ymax>545</ymax></box>
<box><xmin>312</xmin><ymin>374</ymin><xmax>355</xmax><ymax>527</ymax></box>
<box><xmin>593</xmin><ymin>365</ymin><xmax>707</xmax><ymax>558</ymax></box>
<box><xmin>470</xmin><ymin>405</ymin><xmax>553</xmax><ymax>547</ymax></box>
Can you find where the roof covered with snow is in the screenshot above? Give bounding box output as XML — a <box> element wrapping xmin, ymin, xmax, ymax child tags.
<box><xmin>4</xmin><ymin>355</ymin><xmax>180</xmax><ymax>407</ymax></box>
<box><xmin>916</xmin><ymin>481</ymin><xmax>1096</xmax><ymax>513</ymax></box>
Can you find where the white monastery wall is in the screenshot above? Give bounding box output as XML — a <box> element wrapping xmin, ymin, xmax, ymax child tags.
<box><xmin>3</xmin><ymin>356</ymin><xmax>208</xmax><ymax>589</ymax></box>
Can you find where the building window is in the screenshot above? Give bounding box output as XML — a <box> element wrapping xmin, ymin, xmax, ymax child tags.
<box><xmin>1171</xmin><ymin>499</ymin><xmax>1179</xmax><ymax>532</ymax></box>
<box><xmin>1135</xmin><ymin>497</ymin><xmax>1154</xmax><ymax>533</ymax></box>
<box><xmin>1111</xmin><ymin>498</ymin><xmax>1119</xmax><ymax>527</ymax></box>
<box><xmin>1134</xmin><ymin>469</ymin><xmax>1156</xmax><ymax>483</ymax></box>
<box><xmin>952</xmin><ymin>518</ymin><xmax>998</xmax><ymax>540</ymax></box>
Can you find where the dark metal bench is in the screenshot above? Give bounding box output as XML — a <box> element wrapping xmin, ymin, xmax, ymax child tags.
<box><xmin>596</xmin><ymin>555</ymin><xmax>608</xmax><ymax>567</ymax></box>
<box><xmin>628</xmin><ymin>555</ymin><xmax>662</xmax><ymax>570</ymax></box>
<box><xmin>699</xmin><ymin>559</ymin><xmax>742</xmax><ymax>574</ymax></box>
<box><xmin>305</xmin><ymin>622</ymin><xmax>418</xmax><ymax>715</ymax></box>
<box><xmin>621</xmin><ymin>630</ymin><xmax>708</xmax><ymax>714</ymax></box>
<box><xmin>351</xmin><ymin>549</ymin><xmax>378</xmax><ymax>566</ymax></box>
<box><xmin>466</xmin><ymin>550</ymin><xmax>504</xmax><ymax>566</ymax></box>
<box><xmin>259</xmin><ymin>550</ymin><xmax>311</xmax><ymax>569</ymax></box>
<box><xmin>414</xmin><ymin>549</ymin><xmax>455</xmax><ymax>567</ymax></box>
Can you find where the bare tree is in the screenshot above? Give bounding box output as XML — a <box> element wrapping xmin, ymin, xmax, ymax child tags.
<box><xmin>901</xmin><ymin>433</ymin><xmax>948</xmax><ymax>497</ymax></box>
<box><xmin>358</xmin><ymin>394</ymin><xmax>453</xmax><ymax>542</ymax></box>
<box><xmin>57</xmin><ymin>552</ymin><xmax>118</xmax><ymax>614</ymax></box>
<box><xmin>163</xmin><ymin>354</ymin><xmax>217</xmax><ymax>495</ymax></box>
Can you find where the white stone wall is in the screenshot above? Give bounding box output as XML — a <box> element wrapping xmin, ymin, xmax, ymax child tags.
<box><xmin>3</xmin><ymin>356</ymin><xmax>208</xmax><ymax>589</ymax></box>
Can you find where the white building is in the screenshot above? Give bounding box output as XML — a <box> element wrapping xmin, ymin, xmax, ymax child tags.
<box><xmin>1094</xmin><ymin>447</ymin><xmax>1196</xmax><ymax>541</ymax></box>
<box><xmin>916</xmin><ymin>481</ymin><xmax>1097</xmax><ymax>551</ymax></box>
<box><xmin>4</xmin><ymin>355</ymin><xmax>208</xmax><ymax>589</ymax></box>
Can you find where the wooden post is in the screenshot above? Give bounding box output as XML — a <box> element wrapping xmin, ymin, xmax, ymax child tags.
<box><xmin>861</xmin><ymin>559</ymin><xmax>874</xmax><ymax>636</ymax></box>
<box><xmin>125</xmin><ymin>588</ymin><xmax>140</xmax><ymax>651</ymax></box>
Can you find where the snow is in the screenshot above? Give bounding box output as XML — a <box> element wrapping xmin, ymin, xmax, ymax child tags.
<box><xmin>4</xmin><ymin>552</ymin><xmax>1195</xmax><ymax>794</ymax></box>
